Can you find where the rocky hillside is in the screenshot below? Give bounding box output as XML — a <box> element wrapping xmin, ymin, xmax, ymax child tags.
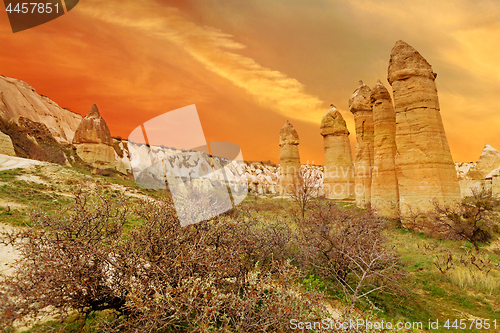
<box><xmin>0</xmin><ymin>75</ymin><xmax>81</xmax><ymax>144</ymax></box>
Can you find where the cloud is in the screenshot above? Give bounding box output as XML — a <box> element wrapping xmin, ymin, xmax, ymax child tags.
<box><xmin>79</xmin><ymin>0</ymin><xmax>327</xmax><ymax>124</ymax></box>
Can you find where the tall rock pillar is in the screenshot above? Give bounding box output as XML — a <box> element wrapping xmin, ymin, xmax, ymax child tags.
<box><xmin>320</xmin><ymin>105</ymin><xmax>354</xmax><ymax>200</ymax></box>
<box><xmin>370</xmin><ymin>80</ymin><xmax>399</xmax><ymax>218</ymax></box>
<box><xmin>279</xmin><ymin>121</ymin><xmax>300</xmax><ymax>195</ymax></box>
<box><xmin>388</xmin><ymin>40</ymin><xmax>460</xmax><ymax>217</ymax></box>
<box><xmin>349</xmin><ymin>81</ymin><xmax>374</xmax><ymax>208</ymax></box>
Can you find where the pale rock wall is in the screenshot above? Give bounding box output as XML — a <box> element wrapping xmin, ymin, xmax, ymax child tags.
<box><xmin>454</xmin><ymin>145</ymin><xmax>500</xmax><ymax>198</ymax></box>
<box><xmin>370</xmin><ymin>80</ymin><xmax>399</xmax><ymax>218</ymax></box>
<box><xmin>114</xmin><ymin>140</ymin><xmax>132</xmax><ymax>174</ymax></box>
<box><xmin>466</xmin><ymin>144</ymin><xmax>500</xmax><ymax>180</ymax></box>
<box><xmin>75</xmin><ymin>143</ymin><xmax>116</xmax><ymax>170</ymax></box>
<box><xmin>0</xmin><ymin>130</ymin><xmax>15</xmax><ymax>156</ymax></box>
<box><xmin>349</xmin><ymin>81</ymin><xmax>374</xmax><ymax>208</ymax></box>
<box><xmin>73</xmin><ymin>105</ymin><xmax>116</xmax><ymax>170</ymax></box>
<box><xmin>0</xmin><ymin>75</ymin><xmax>82</xmax><ymax>144</ymax></box>
<box><xmin>320</xmin><ymin>105</ymin><xmax>354</xmax><ymax>200</ymax></box>
<box><xmin>279</xmin><ymin>121</ymin><xmax>300</xmax><ymax>195</ymax></box>
<box><xmin>388</xmin><ymin>40</ymin><xmax>460</xmax><ymax>216</ymax></box>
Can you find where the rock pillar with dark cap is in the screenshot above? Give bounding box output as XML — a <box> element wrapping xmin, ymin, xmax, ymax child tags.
<box><xmin>349</xmin><ymin>81</ymin><xmax>374</xmax><ymax>208</ymax></box>
<box><xmin>320</xmin><ymin>105</ymin><xmax>354</xmax><ymax>200</ymax></box>
<box><xmin>388</xmin><ymin>40</ymin><xmax>460</xmax><ymax>217</ymax></box>
<box><xmin>279</xmin><ymin>120</ymin><xmax>300</xmax><ymax>195</ymax></box>
<box><xmin>370</xmin><ymin>80</ymin><xmax>399</xmax><ymax>218</ymax></box>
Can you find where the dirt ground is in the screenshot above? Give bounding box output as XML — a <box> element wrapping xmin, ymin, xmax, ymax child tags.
<box><xmin>0</xmin><ymin>223</ymin><xmax>19</xmax><ymax>276</ymax></box>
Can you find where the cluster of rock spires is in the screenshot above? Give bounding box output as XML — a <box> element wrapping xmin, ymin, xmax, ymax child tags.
<box><xmin>279</xmin><ymin>40</ymin><xmax>462</xmax><ymax>219</ymax></box>
<box><xmin>0</xmin><ymin>41</ymin><xmax>496</xmax><ymax>221</ymax></box>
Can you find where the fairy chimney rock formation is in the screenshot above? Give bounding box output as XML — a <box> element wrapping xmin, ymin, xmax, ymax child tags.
<box><xmin>388</xmin><ymin>40</ymin><xmax>460</xmax><ymax>217</ymax></box>
<box><xmin>370</xmin><ymin>80</ymin><xmax>399</xmax><ymax>218</ymax></box>
<box><xmin>320</xmin><ymin>105</ymin><xmax>354</xmax><ymax>199</ymax></box>
<box><xmin>349</xmin><ymin>81</ymin><xmax>374</xmax><ymax>208</ymax></box>
<box><xmin>72</xmin><ymin>104</ymin><xmax>115</xmax><ymax>169</ymax></box>
<box><xmin>279</xmin><ymin>121</ymin><xmax>300</xmax><ymax>194</ymax></box>
<box><xmin>73</xmin><ymin>104</ymin><xmax>113</xmax><ymax>145</ymax></box>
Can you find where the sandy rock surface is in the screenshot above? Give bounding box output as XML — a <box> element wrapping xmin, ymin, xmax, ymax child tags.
<box><xmin>0</xmin><ymin>75</ymin><xmax>82</xmax><ymax>144</ymax></box>
<box><xmin>370</xmin><ymin>80</ymin><xmax>399</xmax><ymax>218</ymax></box>
<box><xmin>72</xmin><ymin>104</ymin><xmax>113</xmax><ymax>145</ymax></box>
<box><xmin>467</xmin><ymin>144</ymin><xmax>500</xmax><ymax>180</ymax></box>
<box><xmin>388</xmin><ymin>40</ymin><xmax>460</xmax><ymax>217</ymax></box>
<box><xmin>279</xmin><ymin>121</ymin><xmax>300</xmax><ymax>194</ymax></box>
<box><xmin>0</xmin><ymin>153</ymin><xmax>46</xmax><ymax>171</ymax></box>
<box><xmin>320</xmin><ymin>106</ymin><xmax>354</xmax><ymax>200</ymax></box>
<box><xmin>349</xmin><ymin>81</ymin><xmax>374</xmax><ymax>208</ymax></box>
<box><xmin>0</xmin><ymin>130</ymin><xmax>15</xmax><ymax>156</ymax></box>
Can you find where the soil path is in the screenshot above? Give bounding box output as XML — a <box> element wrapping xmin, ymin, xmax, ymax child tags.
<box><xmin>0</xmin><ymin>223</ymin><xmax>20</xmax><ymax>276</ymax></box>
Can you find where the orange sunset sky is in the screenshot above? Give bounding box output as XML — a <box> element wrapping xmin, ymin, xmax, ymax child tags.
<box><xmin>1</xmin><ymin>0</ymin><xmax>500</xmax><ymax>164</ymax></box>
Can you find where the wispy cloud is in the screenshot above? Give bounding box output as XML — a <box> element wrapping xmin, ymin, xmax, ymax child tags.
<box><xmin>80</xmin><ymin>0</ymin><xmax>326</xmax><ymax>123</ymax></box>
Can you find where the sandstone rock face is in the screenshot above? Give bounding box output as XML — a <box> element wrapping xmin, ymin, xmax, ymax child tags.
<box><xmin>486</xmin><ymin>166</ymin><xmax>500</xmax><ymax>198</ymax></box>
<box><xmin>454</xmin><ymin>145</ymin><xmax>500</xmax><ymax>197</ymax></box>
<box><xmin>466</xmin><ymin>144</ymin><xmax>500</xmax><ymax>180</ymax></box>
<box><xmin>388</xmin><ymin>40</ymin><xmax>460</xmax><ymax>216</ymax></box>
<box><xmin>279</xmin><ymin>121</ymin><xmax>300</xmax><ymax>194</ymax></box>
<box><xmin>75</xmin><ymin>143</ymin><xmax>116</xmax><ymax>170</ymax></box>
<box><xmin>0</xmin><ymin>75</ymin><xmax>82</xmax><ymax>144</ymax></box>
<box><xmin>320</xmin><ymin>105</ymin><xmax>354</xmax><ymax>199</ymax></box>
<box><xmin>73</xmin><ymin>105</ymin><xmax>115</xmax><ymax>169</ymax></box>
<box><xmin>370</xmin><ymin>80</ymin><xmax>399</xmax><ymax>218</ymax></box>
<box><xmin>349</xmin><ymin>81</ymin><xmax>374</xmax><ymax>208</ymax></box>
<box><xmin>128</xmin><ymin>141</ymin><xmax>322</xmax><ymax>197</ymax></box>
<box><xmin>113</xmin><ymin>139</ymin><xmax>132</xmax><ymax>174</ymax></box>
<box><xmin>0</xmin><ymin>131</ymin><xmax>15</xmax><ymax>156</ymax></box>
<box><xmin>73</xmin><ymin>104</ymin><xmax>113</xmax><ymax>145</ymax></box>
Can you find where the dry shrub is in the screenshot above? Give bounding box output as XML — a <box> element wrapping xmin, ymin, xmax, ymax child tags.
<box><xmin>298</xmin><ymin>201</ymin><xmax>406</xmax><ymax>317</ymax></box>
<box><xmin>432</xmin><ymin>188</ymin><xmax>499</xmax><ymax>251</ymax></box>
<box><xmin>434</xmin><ymin>249</ymin><xmax>500</xmax><ymax>294</ymax></box>
<box><xmin>0</xmin><ymin>187</ymin><xmax>129</xmax><ymax>328</ymax></box>
<box><xmin>0</xmin><ymin>187</ymin><xmax>328</xmax><ymax>332</ymax></box>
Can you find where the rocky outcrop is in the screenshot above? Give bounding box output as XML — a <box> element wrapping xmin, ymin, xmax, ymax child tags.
<box><xmin>72</xmin><ymin>105</ymin><xmax>115</xmax><ymax>170</ymax></box>
<box><xmin>113</xmin><ymin>139</ymin><xmax>132</xmax><ymax>174</ymax></box>
<box><xmin>349</xmin><ymin>81</ymin><xmax>374</xmax><ymax>208</ymax></box>
<box><xmin>466</xmin><ymin>144</ymin><xmax>500</xmax><ymax>180</ymax></box>
<box><xmin>0</xmin><ymin>130</ymin><xmax>15</xmax><ymax>156</ymax></box>
<box><xmin>320</xmin><ymin>105</ymin><xmax>354</xmax><ymax>200</ymax></box>
<box><xmin>388</xmin><ymin>40</ymin><xmax>460</xmax><ymax>216</ymax></box>
<box><xmin>128</xmin><ymin>140</ymin><xmax>322</xmax><ymax>197</ymax></box>
<box><xmin>73</xmin><ymin>104</ymin><xmax>113</xmax><ymax>145</ymax></box>
<box><xmin>455</xmin><ymin>162</ymin><xmax>480</xmax><ymax>197</ymax></box>
<box><xmin>370</xmin><ymin>80</ymin><xmax>399</xmax><ymax>218</ymax></box>
<box><xmin>0</xmin><ymin>75</ymin><xmax>82</xmax><ymax>144</ymax></box>
<box><xmin>279</xmin><ymin>121</ymin><xmax>300</xmax><ymax>194</ymax></box>
<box><xmin>455</xmin><ymin>144</ymin><xmax>500</xmax><ymax>197</ymax></box>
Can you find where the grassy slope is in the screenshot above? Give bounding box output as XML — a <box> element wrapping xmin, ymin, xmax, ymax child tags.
<box><xmin>0</xmin><ymin>164</ymin><xmax>167</xmax><ymax>228</ymax></box>
<box><xmin>2</xmin><ymin>167</ymin><xmax>500</xmax><ymax>332</ymax></box>
<box><xmin>240</xmin><ymin>197</ymin><xmax>500</xmax><ymax>333</ymax></box>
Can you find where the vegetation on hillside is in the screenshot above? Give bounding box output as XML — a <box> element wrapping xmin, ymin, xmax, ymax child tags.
<box><xmin>0</xmin><ymin>165</ymin><xmax>499</xmax><ymax>332</ymax></box>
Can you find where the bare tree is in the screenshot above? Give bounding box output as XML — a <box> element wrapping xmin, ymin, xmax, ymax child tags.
<box><xmin>288</xmin><ymin>166</ymin><xmax>322</xmax><ymax>221</ymax></box>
